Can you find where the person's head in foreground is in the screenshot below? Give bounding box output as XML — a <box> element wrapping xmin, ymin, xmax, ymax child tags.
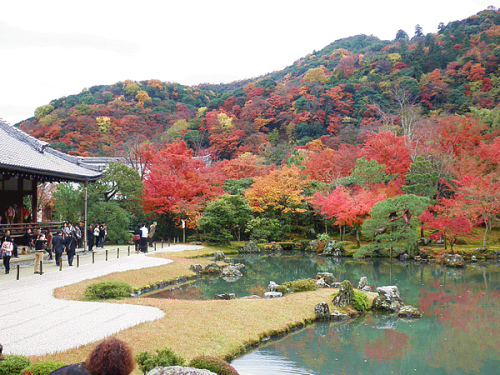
<box><xmin>85</xmin><ymin>337</ymin><xmax>135</xmax><ymax>375</ymax></box>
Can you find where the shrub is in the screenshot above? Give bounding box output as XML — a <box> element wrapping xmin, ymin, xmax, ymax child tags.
<box><xmin>0</xmin><ymin>355</ymin><xmax>31</xmax><ymax>375</ymax></box>
<box><xmin>189</xmin><ymin>355</ymin><xmax>239</xmax><ymax>375</ymax></box>
<box><xmin>83</xmin><ymin>280</ymin><xmax>133</xmax><ymax>300</ymax></box>
<box><xmin>275</xmin><ymin>279</ymin><xmax>316</xmax><ymax>294</ymax></box>
<box><xmin>135</xmin><ymin>348</ymin><xmax>185</xmax><ymax>374</ymax></box>
<box><xmin>21</xmin><ymin>361</ymin><xmax>67</xmax><ymax>375</ymax></box>
<box><xmin>316</xmin><ymin>233</ymin><xmax>331</xmax><ymax>242</ymax></box>
<box><xmin>352</xmin><ymin>290</ymin><xmax>370</xmax><ymax>312</ymax></box>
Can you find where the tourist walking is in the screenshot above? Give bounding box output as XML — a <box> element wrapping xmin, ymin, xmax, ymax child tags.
<box><xmin>52</xmin><ymin>230</ymin><xmax>65</xmax><ymax>266</ymax></box>
<box><xmin>1</xmin><ymin>234</ymin><xmax>14</xmax><ymax>274</ymax></box>
<box><xmin>45</xmin><ymin>230</ymin><xmax>53</xmax><ymax>260</ymax></box>
<box><xmin>140</xmin><ymin>223</ymin><xmax>148</xmax><ymax>253</ymax></box>
<box><xmin>75</xmin><ymin>223</ymin><xmax>83</xmax><ymax>248</ymax></box>
<box><xmin>34</xmin><ymin>229</ymin><xmax>46</xmax><ymax>273</ymax></box>
<box><xmin>87</xmin><ymin>224</ymin><xmax>95</xmax><ymax>252</ymax></box>
<box><xmin>24</xmin><ymin>228</ymin><xmax>33</xmax><ymax>252</ymax></box>
<box><xmin>149</xmin><ymin>221</ymin><xmax>157</xmax><ymax>247</ymax></box>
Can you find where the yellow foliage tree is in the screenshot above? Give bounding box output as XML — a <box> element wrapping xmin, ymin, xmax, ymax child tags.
<box><xmin>304</xmin><ymin>66</ymin><xmax>328</xmax><ymax>84</ymax></box>
<box><xmin>245</xmin><ymin>165</ymin><xmax>310</xmax><ymax>216</ymax></box>
<box><xmin>136</xmin><ymin>90</ymin><xmax>152</xmax><ymax>108</ymax></box>
<box><xmin>96</xmin><ymin>116</ymin><xmax>111</xmax><ymax>133</ymax></box>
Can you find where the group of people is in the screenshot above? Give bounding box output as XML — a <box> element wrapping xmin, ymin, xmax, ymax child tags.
<box><xmin>1</xmin><ymin>204</ymin><xmax>31</xmax><ymax>225</ymax></box>
<box><xmin>133</xmin><ymin>222</ymin><xmax>156</xmax><ymax>253</ymax></box>
<box><xmin>86</xmin><ymin>223</ymin><xmax>107</xmax><ymax>252</ymax></box>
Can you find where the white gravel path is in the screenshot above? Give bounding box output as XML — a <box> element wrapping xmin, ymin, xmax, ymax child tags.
<box><xmin>0</xmin><ymin>245</ymin><xmax>203</xmax><ymax>356</ymax></box>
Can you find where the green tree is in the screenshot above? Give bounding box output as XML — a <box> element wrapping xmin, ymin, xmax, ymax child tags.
<box><xmin>360</xmin><ymin>194</ymin><xmax>430</xmax><ymax>256</ymax></box>
<box><xmin>52</xmin><ymin>183</ymin><xmax>83</xmax><ymax>224</ymax></box>
<box><xmin>402</xmin><ymin>156</ymin><xmax>440</xmax><ymax>201</ymax></box>
<box><xmin>198</xmin><ymin>195</ymin><xmax>253</xmax><ymax>243</ymax></box>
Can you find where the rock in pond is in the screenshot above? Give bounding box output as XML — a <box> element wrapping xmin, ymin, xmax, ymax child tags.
<box><xmin>202</xmin><ymin>263</ymin><xmax>221</xmax><ymax>274</ymax></box>
<box><xmin>331</xmin><ymin>310</ymin><xmax>350</xmax><ymax>321</ymax></box>
<box><xmin>214</xmin><ymin>293</ymin><xmax>236</xmax><ymax>300</ymax></box>
<box><xmin>317</xmin><ymin>272</ymin><xmax>336</xmax><ymax>286</ymax></box>
<box><xmin>397</xmin><ymin>305</ymin><xmax>423</xmax><ymax>318</ymax></box>
<box><xmin>372</xmin><ymin>286</ymin><xmax>404</xmax><ymax>312</ymax></box>
<box><xmin>314</xmin><ymin>302</ymin><xmax>330</xmax><ymax>320</ymax></box>
<box><xmin>441</xmin><ymin>253</ymin><xmax>465</xmax><ymax>268</ymax></box>
<box><xmin>213</xmin><ymin>251</ymin><xmax>226</xmax><ymax>261</ymax></box>
<box><xmin>240</xmin><ymin>241</ymin><xmax>261</xmax><ymax>253</ymax></box>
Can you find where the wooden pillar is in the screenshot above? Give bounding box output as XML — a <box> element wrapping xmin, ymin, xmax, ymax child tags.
<box><xmin>31</xmin><ymin>178</ymin><xmax>38</xmax><ymax>223</ymax></box>
<box><xmin>84</xmin><ymin>180</ymin><xmax>88</xmax><ymax>250</ymax></box>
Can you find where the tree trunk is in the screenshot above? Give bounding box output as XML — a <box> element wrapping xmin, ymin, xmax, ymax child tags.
<box><xmin>355</xmin><ymin>225</ymin><xmax>360</xmax><ymax>248</ymax></box>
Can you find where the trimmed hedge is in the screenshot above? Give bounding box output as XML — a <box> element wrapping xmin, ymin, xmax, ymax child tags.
<box><xmin>0</xmin><ymin>355</ymin><xmax>31</xmax><ymax>375</ymax></box>
<box><xmin>21</xmin><ymin>361</ymin><xmax>67</xmax><ymax>375</ymax></box>
<box><xmin>83</xmin><ymin>280</ymin><xmax>133</xmax><ymax>300</ymax></box>
<box><xmin>352</xmin><ymin>289</ymin><xmax>370</xmax><ymax>312</ymax></box>
<box><xmin>189</xmin><ymin>355</ymin><xmax>239</xmax><ymax>375</ymax></box>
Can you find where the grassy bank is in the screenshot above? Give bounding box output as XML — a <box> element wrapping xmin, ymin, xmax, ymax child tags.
<box><xmin>37</xmin><ymin>246</ymin><xmax>370</xmax><ymax>374</ymax></box>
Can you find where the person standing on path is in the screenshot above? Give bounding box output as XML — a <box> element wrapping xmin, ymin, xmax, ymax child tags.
<box><xmin>87</xmin><ymin>224</ymin><xmax>95</xmax><ymax>252</ymax></box>
<box><xmin>98</xmin><ymin>223</ymin><xmax>106</xmax><ymax>248</ymax></box>
<box><xmin>52</xmin><ymin>230</ymin><xmax>65</xmax><ymax>266</ymax></box>
<box><xmin>34</xmin><ymin>229</ymin><xmax>46</xmax><ymax>273</ymax></box>
<box><xmin>93</xmin><ymin>225</ymin><xmax>100</xmax><ymax>249</ymax></box>
<box><xmin>65</xmin><ymin>231</ymin><xmax>77</xmax><ymax>266</ymax></box>
<box><xmin>1</xmin><ymin>234</ymin><xmax>14</xmax><ymax>274</ymax></box>
<box><xmin>140</xmin><ymin>223</ymin><xmax>148</xmax><ymax>253</ymax></box>
<box><xmin>148</xmin><ymin>221</ymin><xmax>157</xmax><ymax>247</ymax></box>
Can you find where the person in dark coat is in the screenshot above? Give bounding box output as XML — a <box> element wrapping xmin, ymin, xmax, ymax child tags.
<box><xmin>52</xmin><ymin>230</ymin><xmax>65</xmax><ymax>267</ymax></box>
<box><xmin>65</xmin><ymin>231</ymin><xmax>77</xmax><ymax>266</ymax></box>
<box><xmin>133</xmin><ymin>225</ymin><xmax>141</xmax><ymax>253</ymax></box>
<box><xmin>87</xmin><ymin>224</ymin><xmax>94</xmax><ymax>252</ymax></box>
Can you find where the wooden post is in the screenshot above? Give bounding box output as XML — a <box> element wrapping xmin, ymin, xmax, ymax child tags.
<box><xmin>117</xmin><ymin>248</ymin><xmax>120</xmax><ymax>259</ymax></box>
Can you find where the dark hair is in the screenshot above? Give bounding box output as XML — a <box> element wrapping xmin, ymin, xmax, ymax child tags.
<box><xmin>49</xmin><ymin>365</ymin><xmax>90</xmax><ymax>375</ymax></box>
<box><xmin>85</xmin><ymin>337</ymin><xmax>135</xmax><ymax>375</ymax></box>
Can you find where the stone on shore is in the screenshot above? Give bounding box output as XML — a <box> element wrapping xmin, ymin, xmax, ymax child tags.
<box><xmin>314</xmin><ymin>302</ymin><xmax>330</xmax><ymax>320</ymax></box>
<box><xmin>147</xmin><ymin>366</ymin><xmax>216</xmax><ymax>375</ymax></box>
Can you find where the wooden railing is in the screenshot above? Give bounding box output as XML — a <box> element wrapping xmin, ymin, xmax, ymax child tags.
<box><xmin>0</xmin><ymin>222</ymin><xmax>64</xmax><ymax>238</ymax></box>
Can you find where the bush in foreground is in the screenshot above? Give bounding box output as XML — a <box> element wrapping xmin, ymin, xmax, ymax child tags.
<box><xmin>0</xmin><ymin>355</ymin><xmax>31</xmax><ymax>375</ymax></box>
<box><xmin>189</xmin><ymin>355</ymin><xmax>239</xmax><ymax>375</ymax></box>
<box><xmin>135</xmin><ymin>348</ymin><xmax>185</xmax><ymax>374</ymax></box>
<box><xmin>21</xmin><ymin>361</ymin><xmax>67</xmax><ymax>375</ymax></box>
<box><xmin>83</xmin><ymin>280</ymin><xmax>133</xmax><ymax>300</ymax></box>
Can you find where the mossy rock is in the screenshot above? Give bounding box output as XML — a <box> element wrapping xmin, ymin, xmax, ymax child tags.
<box><xmin>275</xmin><ymin>279</ymin><xmax>317</xmax><ymax>294</ymax></box>
<box><xmin>332</xmin><ymin>280</ymin><xmax>354</xmax><ymax>307</ymax></box>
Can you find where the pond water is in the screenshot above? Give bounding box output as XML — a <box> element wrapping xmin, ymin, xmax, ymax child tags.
<box><xmin>150</xmin><ymin>252</ymin><xmax>500</xmax><ymax>375</ymax></box>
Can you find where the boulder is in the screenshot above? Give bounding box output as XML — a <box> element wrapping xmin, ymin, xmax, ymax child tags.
<box><xmin>268</xmin><ymin>281</ymin><xmax>279</xmax><ymax>292</ymax></box>
<box><xmin>317</xmin><ymin>272</ymin><xmax>336</xmax><ymax>286</ymax></box>
<box><xmin>314</xmin><ymin>302</ymin><xmax>330</xmax><ymax>320</ymax></box>
<box><xmin>221</xmin><ymin>265</ymin><xmax>243</xmax><ymax>278</ymax></box>
<box><xmin>147</xmin><ymin>366</ymin><xmax>216</xmax><ymax>375</ymax></box>
<box><xmin>330</xmin><ymin>310</ymin><xmax>349</xmax><ymax>321</ymax></box>
<box><xmin>306</xmin><ymin>240</ymin><xmax>320</xmax><ymax>252</ymax></box>
<box><xmin>189</xmin><ymin>264</ymin><xmax>203</xmax><ymax>273</ymax></box>
<box><xmin>263</xmin><ymin>291</ymin><xmax>283</xmax><ymax>298</ymax></box>
<box><xmin>240</xmin><ymin>241</ymin><xmax>261</xmax><ymax>253</ymax></box>
<box><xmin>214</xmin><ymin>293</ymin><xmax>236</xmax><ymax>300</ymax></box>
<box><xmin>213</xmin><ymin>251</ymin><xmax>226</xmax><ymax>261</ymax></box>
<box><xmin>323</xmin><ymin>240</ymin><xmax>337</xmax><ymax>255</ymax></box>
<box><xmin>332</xmin><ymin>280</ymin><xmax>354</xmax><ymax>307</ymax></box>
<box><xmin>316</xmin><ymin>278</ymin><xmax>328</xmax><ymax>288</ymax></box>
<box><xmin>357</xmin><ymin>276</ymin><xmax>368</xmax><ymax>290</ymax></box>
<box><xmin>372</xmin><ymin>286</ymin><xmax>404</xmax><ymax>312</ymax></box>
<box><xmin>471</xmin><ymin>255</ymin><xmax>477</xmax><ymax>262</ymax></box>
<box><xmin>202</xmin><ymin>263</ymin><xmax>221</xmax><ymax>274</ymax></box>
<box><xmin>441</xmin><ymin>254</ymin><xmax>465</xmax><ymax>268</ymax></box>
<box><xmin>269</xmin><ymin>243</ymin><xmax>283</xmax><ymax>252</ymax></box>
<box><xmin>397</xmin><ymin>305</ymin><xmax>423</xmax><ymax>318</ymax></box>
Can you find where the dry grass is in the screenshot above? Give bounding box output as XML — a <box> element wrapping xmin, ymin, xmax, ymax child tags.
<box><xmin>34</xmin><ymin>289</ymin><xmax>359</xmax><ymax>374</ymax></box>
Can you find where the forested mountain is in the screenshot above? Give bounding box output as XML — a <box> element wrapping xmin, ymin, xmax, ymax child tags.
<box><xmin>19</xmin><ymin>8</ymin><xmax>500</xmax><ymax>163</ymax></box>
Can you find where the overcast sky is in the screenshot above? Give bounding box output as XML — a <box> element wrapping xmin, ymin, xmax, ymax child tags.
<box><xmin>0</xmin><ymin>0</ymin><xmax>494</xmax><ymax>125</ymax></box>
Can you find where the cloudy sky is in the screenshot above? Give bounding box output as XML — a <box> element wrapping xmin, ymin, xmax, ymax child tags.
<box><xmin>0</xmin><ymin>0</ymin><xmax>494</xmax><ymax>125</ymax></box>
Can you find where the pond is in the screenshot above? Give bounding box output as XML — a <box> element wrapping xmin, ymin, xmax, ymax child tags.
<box><xmin>150</xmin><ymin>252</ymin><xmax>500</xmax><ymax>374</ymax></box>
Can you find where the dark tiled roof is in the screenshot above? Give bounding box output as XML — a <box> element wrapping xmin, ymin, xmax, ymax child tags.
<box><xmin>0</xmin><ymin>119</ymin><xmax>104</xmax><ymax>182</ymax></box>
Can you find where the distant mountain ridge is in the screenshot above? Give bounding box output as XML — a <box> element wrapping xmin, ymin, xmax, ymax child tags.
<box><xmin>19</xmin><ymin>7</ymin><xmax>500</xmax><ymax>163</ymax></box>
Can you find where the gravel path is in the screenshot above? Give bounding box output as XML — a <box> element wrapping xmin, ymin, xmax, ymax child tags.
<box><xmin>0</xmin><ymin>245</ymin><xmax>203</xmax><ymax>356</ymax></box>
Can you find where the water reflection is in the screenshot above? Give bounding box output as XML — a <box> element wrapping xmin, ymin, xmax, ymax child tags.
<box><xmin>148</xmin><ymin>252</ymin><xmax>500</xmax><ymax>374</ymax></box>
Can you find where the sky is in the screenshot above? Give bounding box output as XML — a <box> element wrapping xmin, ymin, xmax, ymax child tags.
<box><xmin>0</xmin><ymin>0</ymin><xmax>495</xmax><ymax>125</ymax></box>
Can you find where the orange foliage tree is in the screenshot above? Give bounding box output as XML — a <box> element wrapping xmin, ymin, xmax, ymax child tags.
<box><xmin>245</xmin><ymin>164</ymin><xmax>310</xmax><ymax>217</ymax></box>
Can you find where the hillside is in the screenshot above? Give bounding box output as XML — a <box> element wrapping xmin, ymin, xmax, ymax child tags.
<box><xmin>19</xmin><ymin>8</ymin><xmax>500</xmax><ymax>163</ymax></box>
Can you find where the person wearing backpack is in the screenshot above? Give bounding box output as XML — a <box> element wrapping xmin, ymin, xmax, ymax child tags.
<box><xmin>1</xmin><ymin>233</ymin><xmax>14</xmax><ymax>274</ymax></box>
